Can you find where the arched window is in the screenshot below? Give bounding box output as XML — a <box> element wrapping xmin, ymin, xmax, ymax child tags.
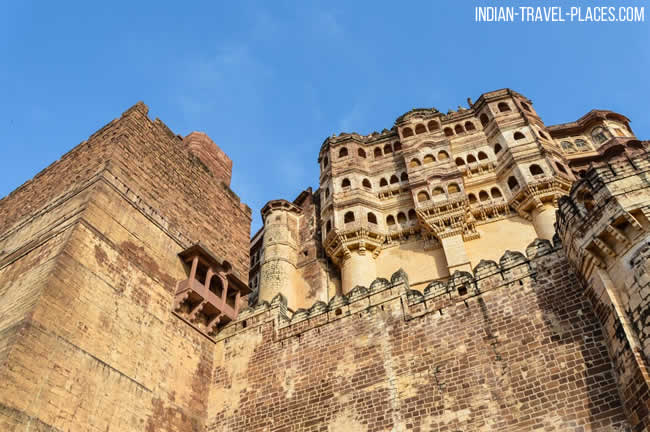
<box><xmin>498</xmin><ymin>102</ymin><xmax>511</xmax><ymax>112</ymax></box>
<box><xmin>521</xmin><ymin>102</ymin><xmax>531</xmax><ymax>112</ymax></box>
<box><xmin>325</xmin><ymin>187</ymin><xmax>330</xmax><ymax>198</ymax></box>
<box><xmin>465</xmin><ymin>121</ymin><xmax>475</xmax><ymax>131</ymax></box>
<box><xmin>467</xmin><ymin>154</ymin><xmax>477</xmax><ymax>164</ymax></box>
<box><xmin>344</xmin><ymin>211</ymin><xmax>355</xmax><ymax>223</ymax></box>
<box><xmin>362</xmin><ymin>178</ymin><xmax>372</xmax><ymax>189</ymax></box>
<box><xmin>448</xmin><ymin>183</ymin><xmax>460</xmax><ymax>194</ymax></box>
<box><xmin>341</xmin><ymin>178</ymin><xmax>351</xmax><ymax>188</ymax></box>
<box><xmin>427</xmin><ymin>120</ymin><xmax>440</xmax><ymax>131</ymax></box>
<box><xmin>339</xmin><ymin>147</ymin><xmax>348</xmax><ymax>158</ymax></box>
<box><xmin>494</xmin><ymin>143</ymin><xmax>502</xmax><ymax>154</ymax></box>
<box><xmin>326</xmin><ymin>220</ymin><xmax>332</xmax><ymax>233</ymax></box>
<box><xmin>386</xmin><ymin>215</ymin><xmax>396</xmax><ymax>226</ymax></box>
<box><xmin>384</xmin><ymin>144</ymin><xmax>393</xmax><ymax>154</ymax></box>
<box><xmin>393</xmin><ymin>142</ymin><xmax>402</xmax><ymax>151</ymax></box>
<box><xmin>409</xmin><ymin>158</ymin><xmax>422</xmax><ymax>168</ymax></box>
<box><xmin>479</xmin><ymin>190</ymin><xmax>490</xmax><ymax>201</ymax></box>
<box><xmin>538</xmin><ymin>130</ymin><xmax>548</xmax><ymax>139</ymax></box>
<box><xmin>556</xmin><ymin>163</ymin><xmax>567</xmax><ymax>174</ymax></box>
<box><xmin>402</xmin><ymin>127</ymin><xmax>414</xmax><ymax>138</ymax></box>
<box><xmin>561</xmin><ymin>141</ymin><xmax>575</xmax><ymax>152</ymax></box>
<box><xmin>400</xmin><ymin>172</ymin><xmax>409</xmax><ymax>181</ymax></box>
<box><xmin>444</xmin><ymin>127</ymin><xmax>454</xmax><ymax>137</ymax></box>
<box><xmin>478</xmin><ymin>151</ymin><xmax>488</xmax><ymax>161</ymax></box>
<box><xmin>415</xmin><ymin>124</ymin><xmax>426</xmax><ymax>134</ymax></box>
<box><xmin>358</xmin><ymin>148</ymin><xmax>366</xmax><ymax>158</ymax></box>
<box><xmin>468</xmin><ymin>193</ymin><xmax>477</xmax><ymax>204</ymax></box>
<box><xmin>455</xmin><ymin>157</ymin><xmax>465</xmax><ymax>166</ymax></box>
<box><xmin>455</xmin><ymin>124</ymin><xmax>464</xmax><ymax>134</ymax></box>
<box><xmin>513</xmin><ymin>132</ymin><xmax>525</xmax><ymax>140</ymax></box>
<box><xmin>374</xmin><ymin>147</ymin><xmax>382</xmax><ymax>158</ymax></box>
<box><xmin>507</xmin><ymin>176</ymin><xmax>519</xmax><ymax>191</ymax></box>
<box><xmin>432</xmin><ymin>187</ymin><xmax>445</xmax><ymax>196</ymax></box>
<box><xmin>390</xmin><ymin>175</ymin><xmax>399</xmax><ymax>184</ymax></box>
<box><xmin>417</xmin><ymin>191</ymin><xmax>430</xmax><ymax>202</ymax></box>
<box><xmin>575</xmin><ymin>139</ymin><xmax>587</xmax><ymax>149</ymax></box>
<box><xmin>323</xmin><ymin>156</ymin><xmax>329</xmax><ymax>167</ymax></box>
<box><xmin>379</xmin><ymin>178</ymin><xmax>388</xmax><ymax>187</ymax></box>
<box><xmin>397</xmin><ymin>212</ymin><xmax>407</xmax><ymax>224</ymax></box>
<box><xmin>529</xmin><ymin>164</ymin><xmax>544</xmax><ymax>176</ymax></box>
<box><xmin>480</xmin><ymin>113</ymin><xmax>489</xmax><ymax>127</ymax></box>
<box><xmin>490</xmin><ymin>187</ymin><xmax>502</xmax><ymax>198</ymax></box>
<box><xmin>438</xmin><ymin>151</ymin><xmax>449</xmax><ymax>160</ymax></box>
<box><xmin>423</xmin><ymin>154</ymin><xmax>435</xmax><ymax>164</ymax></box>
<box><xmin>408</xmin><ymin>209</ymin><xmax>416</xmax><ymax>220</ymax></box>
<box><xmin>367</xmin><ymin>212</ymin><xmax>377</xmax><ymax>224</ymax></box>
<box><xmin>592</xmin><ymin>127</ymin><xmax>608</xmax><ymax>144</ymax></box>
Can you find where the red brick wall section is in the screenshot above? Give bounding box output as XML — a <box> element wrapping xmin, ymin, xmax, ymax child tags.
<box><xmin>583</xmin><ymin>273</ymin><xmax>650</xmax><ymax>432</ymax></box>
<box><xmin>210</xmin><ymin>243</ymin><xmax>630</xmax><ymax>432</ymax></box>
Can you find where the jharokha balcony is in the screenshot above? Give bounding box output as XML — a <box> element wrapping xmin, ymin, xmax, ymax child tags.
<box><xmin>173</xmin><ymin>244</ymin><xmax>250</xmax><ymax>339</ymax></box>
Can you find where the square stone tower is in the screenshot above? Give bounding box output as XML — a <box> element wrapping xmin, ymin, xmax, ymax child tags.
<box><xmin>0</xmin><ymin>103</ymin><xmax>251</xmax><ymax>431</ymax></box>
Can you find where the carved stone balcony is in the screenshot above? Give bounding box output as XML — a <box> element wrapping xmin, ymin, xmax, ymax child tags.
<box><xmin>173</xmin><ymin>244</ymin><xmax>250</xmax><ymax>339</ymax></box>
<box><xmin>416</xmin><ymin>196</ymin><xmax>479</xmax><ymax>241</ymax></box>
<box><xmin>508</xmin><ymin>177</ymin><xmax>571</xmax><ymax>217</ymax></box>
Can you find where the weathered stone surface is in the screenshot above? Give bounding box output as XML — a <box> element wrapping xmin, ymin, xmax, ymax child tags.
<box><xmin>210</xmin><ymin>251</ymin><xmax>629</xmax><ymax>431</ymax></box>
<box><xmin>0</xmin><ymin>103</ymin><xmax>250</xmax><ymax>431</ymax></box>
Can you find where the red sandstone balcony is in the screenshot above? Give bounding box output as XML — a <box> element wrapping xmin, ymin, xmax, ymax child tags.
<box><xmin>173</xmin><ymin>244</ymin><xmax>250</xmax><ymax>338</ymax></box>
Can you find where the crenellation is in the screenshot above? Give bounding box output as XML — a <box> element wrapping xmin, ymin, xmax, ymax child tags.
<box><xmin>234</xmin><ymin>241</ymin><xmax>556</xmax><ymax>340</ymax></box>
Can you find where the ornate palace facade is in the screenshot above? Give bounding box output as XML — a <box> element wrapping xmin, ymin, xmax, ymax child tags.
<box><xmin>250</xmin><ymin>88</ymin><xmax>639</xmax><ymax>310</ymax></box>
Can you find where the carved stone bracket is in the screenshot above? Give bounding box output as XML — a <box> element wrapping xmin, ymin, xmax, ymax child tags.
<box><xmin>509</xmin><ymin>178</ymin><xmax>570</xmax><ymax>218</ymax></box>
<box><xmin>324</xmin><ymin>225</ymin><xmax>385</xmax><ymax>264</ymax></box>
<box><xmin>416</xmin><ymin>197</ymin><xmax>479</xmax><ymax>242</ymax></box>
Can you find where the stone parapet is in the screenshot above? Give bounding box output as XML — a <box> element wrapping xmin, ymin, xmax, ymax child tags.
<box><xmin>218</xmin><ymin>238</ymin><xmax>557</xmax><ymax>343</ymax></box>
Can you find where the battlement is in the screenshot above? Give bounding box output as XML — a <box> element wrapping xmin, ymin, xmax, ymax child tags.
<box><xmin>223</xmin><ymin>238</ymin><xmax>556</xmax><ymax>342</ymax></box>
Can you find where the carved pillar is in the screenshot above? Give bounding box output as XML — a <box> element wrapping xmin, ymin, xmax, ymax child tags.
<box><xmin>189</xmin><ymin>256</ymin><xmax>198</xmax><ymax>280</ymax></box>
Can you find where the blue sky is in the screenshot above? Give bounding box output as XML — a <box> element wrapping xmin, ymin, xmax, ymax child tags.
<box><xmin>1</xmin><ymin>1</ymin><xmax>649</xmax><ymax>233</ymax></box>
